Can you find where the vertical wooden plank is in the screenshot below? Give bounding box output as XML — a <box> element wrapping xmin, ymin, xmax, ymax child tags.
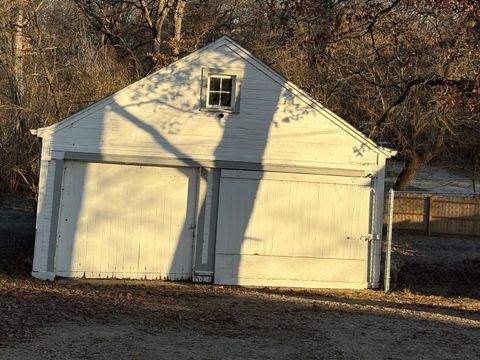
<box><xmin>384</xmin><ymin>193</ymin><xmax>480</xmax><ymax>237</ymax></box>
<box><xmin>426</xmin><ymin>195</ymin><xmax>432</xmax><ymax>236</ymax></box>
<box><xmin>429</xmin><ymin>195</ymin><xmax>435</xmax><ymax>236</ymax></box>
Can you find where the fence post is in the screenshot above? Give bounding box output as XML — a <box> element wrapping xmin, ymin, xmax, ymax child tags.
<box><xmin>426</xmin><ymin>196</ymin><xmax>432</xmax><ymax>236</ymax></box>
<box><xmin>384</xmin><ymin>188</ymin><xmax>395</xmax><ymax>292</ymax></box>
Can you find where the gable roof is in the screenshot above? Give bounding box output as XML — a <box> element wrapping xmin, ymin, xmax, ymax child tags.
<box><xmin>33</xmin><ymin>36</ymin><xmax>395</xmax><ymax>158</ymax></box>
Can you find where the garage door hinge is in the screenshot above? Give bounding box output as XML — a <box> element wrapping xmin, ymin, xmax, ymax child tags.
<box><xmin>361</xmin><ymin>234</ymin><xmax>381</xmax><ymax>242</ymax></box>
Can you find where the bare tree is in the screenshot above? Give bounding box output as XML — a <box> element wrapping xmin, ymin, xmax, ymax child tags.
<box><xmin>0</xmin><ymin>0</ymin><xmax>479</xmax><ymax>195</ymax></box>
<box><xmin>238</xmin><ymin>0</ymin><xmax>479</xmax><ymax>190</ymax></box>
<box><xmin>0</xmin><ymin>0</ymin><xmax>133</xmax><ymax>194</ymax></box>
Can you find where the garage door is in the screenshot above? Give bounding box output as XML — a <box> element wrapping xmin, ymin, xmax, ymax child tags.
<box><xmin>215</xmin><ymin>170</ymin><xmax>373</xmax><ymax>289</ymax></box>
<box><xmin>55</xmin><ymin>161</ymin><xmax>197</xmax><ymax>280</ymax></box>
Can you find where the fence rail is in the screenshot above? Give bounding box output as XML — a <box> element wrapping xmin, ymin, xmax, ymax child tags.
<box><xmin>383</xmin><ymin>192</ymin><xmax>480</xmax><ymax>237</ymax></box>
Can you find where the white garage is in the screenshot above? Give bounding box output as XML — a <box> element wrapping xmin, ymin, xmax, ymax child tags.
<box><xmin>31</xmin><ymin>36</ymin><xmax>394</xmax><ymax>289</ymax></box>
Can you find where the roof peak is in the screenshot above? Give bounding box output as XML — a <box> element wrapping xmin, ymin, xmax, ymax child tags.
<box><xmin>33</xmin><ymin>35</ymin><xmax>395</xmax><ymax>158</ymax></box>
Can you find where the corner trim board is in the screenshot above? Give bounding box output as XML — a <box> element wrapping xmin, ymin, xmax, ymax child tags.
<box><xmin>46</xmin><ymin>158</ymin><xmax>64</xmax><ymax>272</ymax></box>
<box><xmin>31</xmin><ymin>271</ymin><xmax>55</xmax><ymax>281</ymax></box>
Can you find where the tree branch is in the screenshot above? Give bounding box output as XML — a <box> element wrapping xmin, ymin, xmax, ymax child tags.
<box><xmin>369</xmin><ymin>77</ymin><xmax>478</xmax><ymax>137</ymax></box>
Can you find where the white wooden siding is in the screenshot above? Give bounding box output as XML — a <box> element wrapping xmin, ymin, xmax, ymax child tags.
<box><xmin>31</xmin><ymin>37</ymin><xmax>390</xmax><ymax>287</ymax></box>
<box><xmin>32</xmin><ymin>159</ymin><xmax>56</xmax><ymax>273</ymax></box>
<box><xmin>214</xmin><ymin>170</ymin><xmax>372</xmax><ymax>288</ymax></box>
<box><xmin>54</xmin><ymin>161</ymin><xmax>197</xmax><ymax>279</ymax></box>
<box><xmin>46</xmin><ymin>44</ymin><xmax>378</xmax><ymax>170</ymax></box>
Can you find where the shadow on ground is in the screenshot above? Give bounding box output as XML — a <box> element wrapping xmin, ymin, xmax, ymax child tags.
<box><xmin>0</xmin><ymin>196</ymin><xmax>479</xmax><ymax>359</ymax></box>
<box><xmin>0</xmin><ymin>195</ymin><xmax>36</xmax><ymax>276</ymax></box>
<box><xmin>384</xmin><ymin>232</ymin><xmax>480</xmax><ymax>299</ymax></box>
<box><xmin>0</xmin><ymin>277</ymin><xmax>479</xmax><ymax>360</ymax></box>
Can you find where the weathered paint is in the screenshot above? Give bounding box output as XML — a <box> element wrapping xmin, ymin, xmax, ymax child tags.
<box><xmin>38</xmin><ymin>39</ymin><xmax>385</xmax><ymax>172</ymax></box>
<box><xmin>31</xmin><ymin>36</ymin><xmax>393</xmax><ymax>288</ymax></box>
<box><xmin>60</xmin><ymin>152</ymin><xmax>370</xmax><ymax>177</ymax></box>
<box><xmin>54</xmin><ymin>161</ymin><xmax>197</xmax><ymax>280</ymax></box>
<box><xmin>46</xmin><ymin>159</ymin><xmax>64</xmax><ymax>272</ymax></box>
<box><xmin>32</xmin><ymin>157</ymin><xmax>58</xmax><ymax>278</ymax></box>
<box><xmin>214</xmin><ymin>170</ymin><xmax>372</xmax><ymax>288</ymax></box>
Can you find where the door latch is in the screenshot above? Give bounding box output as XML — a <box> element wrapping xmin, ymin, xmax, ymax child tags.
<box><xmin>360</xmin><ymin>234</ymin><xmax>381</xmax><ymax>242</ymax></box>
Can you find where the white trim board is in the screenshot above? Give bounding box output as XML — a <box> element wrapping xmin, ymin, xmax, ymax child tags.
<box><xmin>220</xmin><ymin>169</ymin><xmax>372</xmax><ymax>186</ymax></box>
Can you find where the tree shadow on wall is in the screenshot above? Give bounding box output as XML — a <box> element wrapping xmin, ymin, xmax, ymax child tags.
<box><xmin>50</xmin><ymin>42</ymin><xmax>375</xmax><ymax>286</ymax></box>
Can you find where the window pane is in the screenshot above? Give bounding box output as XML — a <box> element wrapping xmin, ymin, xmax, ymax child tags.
<box><xmin>222</xmin><ymin>77</ymin><xmax>232</xmax><ymax>92</ymax></box>
<box><xmin>220</xmin><ymin>92</ymin><xmax>232</xmax><ymax>107</ymax></box>
<box><xmin>208</xmin><ymin>91</ymin><xmax>220</xmax><ymax>106</ymax></box>
<box><xmin>209</xmin><ymin>77</ymin><xmax>221</xmax><ymax>91</ymax></box>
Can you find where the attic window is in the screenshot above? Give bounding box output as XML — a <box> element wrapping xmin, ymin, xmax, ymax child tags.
<box><xmin>207</xmin><ymin>75</ymin><xmax>234</xmax><ymax>109</ymax></box>
<box><xmin>201</xmin><ymin>68</ymin><xmax>243</xmax><ymax>113</ymax></box>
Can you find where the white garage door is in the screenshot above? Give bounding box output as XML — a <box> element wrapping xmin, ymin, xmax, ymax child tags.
<box><xmin>55</xmin><ymin>161</ymin><xmax>197</xmax><ymax>280</ymax></box>
<box><xmin>215</xmin><ymin>170</ymin><xmax>373</xmax><ymax>289</ymax></box>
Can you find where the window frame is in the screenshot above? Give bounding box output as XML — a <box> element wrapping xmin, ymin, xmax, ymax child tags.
<box><xmin>206</xmin><ymin>74</ymin><xmax>235</xmax><ymax>110</ymax></box>
<box><xmin>200</xmin><ymin>68</ymin><xmax>243</xmax><ymax>113</ymax></box>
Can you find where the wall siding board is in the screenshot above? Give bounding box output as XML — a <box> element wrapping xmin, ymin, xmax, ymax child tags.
<box><xmin>32</xmin><ymin>159</ymin><xmax>55</xmax><ymax>273</ymax></box>
<box><xmin>50</xmin><ymin>135</ymin><xmax>378</xmax><ymax>167</ymax></box>
<box><xmin>52</xmin><ymin>128</ymin><xmax>373</xmax><ymax>149</ymax></box>
<box><xmin>45</xmin><ymin>43</ymin><xmax>379</xmax><ymax>170</ymax></box>
<box><xmin>50</xmin><ymin>145</ymin><xmax>379</xmax><ymax>172</ymax></box>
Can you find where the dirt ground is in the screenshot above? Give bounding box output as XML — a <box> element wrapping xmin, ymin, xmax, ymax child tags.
<box><xmin>1</xmin><ymin>277</ymin><xmax>479</xmax><ymax>360</ymax></box>
<box><xmin>389</xmin><ymin>233</ymin><xmax>480</xmax><ymax>298</ymax></box>
<box><xmin>0</xmin><ymin>196</ymin><xmax>479</xmax><ymax>359</ymax></box>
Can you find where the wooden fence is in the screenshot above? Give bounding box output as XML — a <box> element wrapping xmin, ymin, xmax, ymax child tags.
<box><xmin>383</xmin><ymin>192</ymin><xmax>480</xmax><ymax>237</ymax></box>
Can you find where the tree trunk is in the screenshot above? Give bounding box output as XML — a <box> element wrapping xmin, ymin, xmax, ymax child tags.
<box><xmin>473</xmin><ymin>149</ymin><xmax>478</xmax><ymax>196</ymax></box>
<box><xmin>393</xmin><ymin>155</ymin><xmax>422</xmax><ymax>190</ymax></box>
<box><xmin>151</xmin><ymin>0</ymin><xmax>170</xmax><ymax>68</ymax></box>
<box><xmin>172</xmin><ymin>0</ymin><xmax>186</xmax><ymax>60</ymax></box>
<box><xmin>12</xmin><ymin>9</ymin><xmax>25</xmax><ymax>107</ymax></box>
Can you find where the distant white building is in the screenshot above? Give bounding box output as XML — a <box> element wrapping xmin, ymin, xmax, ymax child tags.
<box><xmin>31</xmin><ymin>37</ymin><xmax>394</xmax><ymax>289</ymax></box>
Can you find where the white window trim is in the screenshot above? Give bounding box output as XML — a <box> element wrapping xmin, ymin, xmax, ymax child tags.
<box><xmin>200</xmin><ymin>68</ymin><xmax>243</xmax><ymax>113</ymax></box>
<box><xmin>206</xmin><ymin>74</ymin><xmax>235</xmax><ymax>110</ymax></box>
